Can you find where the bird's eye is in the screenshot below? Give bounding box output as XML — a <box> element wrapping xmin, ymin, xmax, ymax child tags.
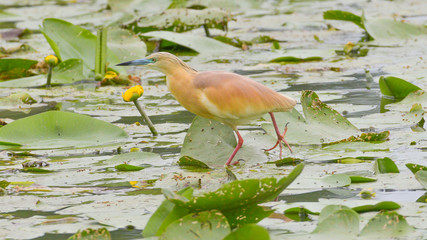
<box><xmin>151</xmin><ymin>57</ymin><xmax>157</xmax><ymax>63</ymax></box>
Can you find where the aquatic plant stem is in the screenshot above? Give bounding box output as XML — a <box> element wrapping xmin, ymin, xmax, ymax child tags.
<box><xmin>133</xmin><ymin>100</ymin><xmax>158</xmax><ymax>136</ymax></box>
<box><xmin>46</xmin><ymin>65</ymin><xmax>53</xmax><ymax>88</ymax></box>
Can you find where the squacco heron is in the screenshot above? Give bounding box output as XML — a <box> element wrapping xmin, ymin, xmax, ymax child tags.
<box><xmin>117</xmin><ymin>52</ymin><xmax>296</xmax><ymax>166</ymax></box>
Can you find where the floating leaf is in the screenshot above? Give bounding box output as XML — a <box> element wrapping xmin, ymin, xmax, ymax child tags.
<box><xmin>134</xmin><ymin>8</ymin><xmax>233</xmax><ymax>33</ymax></box>
<box><xmin>0</xmin><ymin>58</ymin><xmax>37</xmax><ymax>80</ymax></box>
<box><xmin>108</xmin><ymin>0</ymin><xmax>171</xmax><ymax>15</ymax></box>
<box><xmin>415</xmin><ymin>170</ymin><xmax>427</xmax><ymax>189</ymax></box>
<box><xmin>178</xmin><ymin>156</ymin><xmax>211</xmax><ymax>170</ymax></box>
<box><xmin>0</xmin><ymin>180</ymin><xmax>10</xmax><ymax>189</ymax></box>
<box><xmin>67</xmin><ymin>227</ymin><xmax>111</xmax><ymax>240</ymax></box>
<box><xmin>323</xmin><ymin>10</ymin><xmax>364</xmax><ymax>29</ymax></box>
<box><xmin>21</xmin><ymin>167</ymin><xmax>54</xmax><ymax>173</ymax></box>
<box><xmin>0</xmin><ymin>111</ymin><xmax>128</xmax><ymax>150</ymax></box>
<box><xmin>374</xmin><ymin>157</ymin><xmax>400</xmax><ymax>174</ymax></box>
<box><xmin>222</xmin><ymin>205</ymin><xmax>273</xmax><ymax>229</ymax></box>
<box><xmin>364</xmin><ymin>18</ymin><xmax>427</xmax><ymax>42</ymax></box>
<box><xmin>223</xmin><ymin>224</ymin><xmax>270</xmax><ymax>240</ymax></box>
<box><xmin>279</xmin><ymin>189</ymin><xmax>357</xmax><ymax>203</ymax></box>
<box><xmin>379</xmin><ymin>76</ymin><xmax>421</xmax><ymax>99</ymax></box>
<box><xmin>359</xmin><ymin>211</ymin><xmax>415</xmax><ymax>238</ymax></box>
<box><xmin>321</xmin><ymin>174</ymin><xmax>351</xmax><ymax>187</ymax></box>
<box><xmin>270</xmin><ymin>56</ymin><xmax>322</xmax><ymax>64</ymax></box>
<box><xmin>352</xmin><ymin>201</ymin><xmax>400</xmax><ymax>213</ymax></box>
<box><xmin>142</xmin><ymin>31</ymin><xmax>237</xmax><ymax>55</ymax></box>
<box><xmin>166</xmin><ymin>164</ymin><xmax>303</xmax><ymax>212</ymax></box>
<box><xmin>326</xmin><ymin>131</ymin><xmax>390</xmax><ymax>145</ymax></box>
<box><xmin>263</xmin><ymin>90</ymin><xmax>360</xmax><ymax>145</ymax></box>
<box><xmin>268</xmin><ymin>157</ymin><xmax>304</xmax><ymax>167</ymax></box>
<box><xmin>143</xmin><ymin>187</ymin><xmax>193</xmax><ymax>237</ymax></box>
<box><xmin>114</xmin><ymin>164</ymin><xmax>144</xmax><ymax>171</ymax></box>
<box><xmin>284</xmin><ymin>207</ymin><xmax>318</xmax><ymax>221</ymax></box>
<box><xmin>103</xmin><ymin>151</ymin><xmax>163</xmax><ymax>167</ymax></box>
<box><xmin>406</xmin><ymin>163</ymin><xmax>427</xmax><ymax>174</ymax></box>
<box><xmin>312</xmin><ymin>205</ymin><xmax>359</xmax><ymax>238</ymax></box>
<box><xmin>160</xmin><ymin>210</ymin><xmax>230</xmax><ymax>240</ymax></box>
<box><xmin>349</xmin><ymin>176</ymin><xmax>376</xmax><ymax>183</ymax></box>
<box><xmin>416</xmin><ymin>192</ymin><xmax>427</xmax><ymax>203</ymax></box>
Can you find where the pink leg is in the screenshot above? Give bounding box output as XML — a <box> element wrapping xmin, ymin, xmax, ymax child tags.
<box><xmin>264</xmin><ymin>112</ymin><xmax>292</xmax><ymax>158</ymax></box>
<box><xmin>225</xmin><ymin>130</ymin><xmax>244</xmax><ymax>166</ymax></box>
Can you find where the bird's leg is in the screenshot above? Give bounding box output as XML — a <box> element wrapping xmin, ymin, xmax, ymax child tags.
<box><xmin>225</xmin><ymin>130</ymin><xmax>244</xmax><ymax>166</ymax></box>
<box><xmin>264</xmin><ymin>112</ymin><xmax>292</xmax><ymax>158</ymax></box>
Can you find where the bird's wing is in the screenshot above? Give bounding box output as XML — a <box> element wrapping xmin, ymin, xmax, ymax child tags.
<box><xmin>193</xmin><ymin>71</ymin><xmax>296</xmax><ymax>120</ymax></box>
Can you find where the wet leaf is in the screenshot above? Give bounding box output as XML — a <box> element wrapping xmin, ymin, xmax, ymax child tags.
<box><xmin>406</xmin><ymin>163</ymin><xmax>427</xmax><ymax>174</ymax></box>
<box><xmin>21</xmin><ymin>167</ymin><xmax>54</xmax><ymax>173</ymax></box>
<box><xmin>284</xmin><ymin>207</ymin><xmax>318</xmax><ymax>221</ymax></box>
<box><xmin>416</xmin><ymin>192</ymin><xmax>427</xmax><ymax>203</ymax></box>
<box><xmin>142</xmin><ymin>31</ymin><xmax>237</xmax><ymax>54</ymax></box>
<box><xmin>349</xmin><ymin>176</ymin><xmax>376</xmax><ymax>183</ymax></box>
<box><xmin>321</xmin><ymin>174</ymin><xmax>351</xmax><ymax>187</ymax></box>
<box><xmin>114</xmin><ymin>163</ymin><xmax>144</xmax><ymax>171</ymax></box>
<box><xmin>268</xmin><ymin>157</ymin><xmax>304</xmax><ymax>167</ymax></box>
<box><xmin>374</xmin><ymin>157</ymin><xmax>400</xmax><ymax>174</ymax></box>
<box><xmin>415</xmin><ymin>170</ymin><xmax>427</xmax><ymax>189</ymax></box>
<box><xmin>0</xmin><ymin>111</ymin><xmax>128</xmax><ymax>150</ymax></box>
<box><xmin>278</xmin><ymin>189</ymin><xmax>357</xmax><ymax>203</ymax></box>
<box><xmin>67</xmin><ymin>227</ymin><xmax>111</xmax><ymax>240</ymax></box>
<box><xmin>364</xmin><ymin>18</ymin><xmax>427</xmax><ymax>42</ymax></box>
<box><xmin>263</xmin><ymin>90</ymin><xmax>360</xmax><ymax>145</ymax></box>
<box><xmin>222</xmin><ymin>205</ymin><xmax>273</xmax><ymax>229</ymax></box>
<box><xmin>178</xmin><ymin>155</ymin><xmax>211</xmax><ymax>170</ymax></box>
<box><xmin>0</xmin><ymin>58</ymin><xmax>37</xmax><ymax>80</ymax></box>
<box><xmin>134</xmin><ymin>8</ymin><xmax>233</xmax><ymax>33</ymax></box>
<box><xmin>223</xmin><ymin>224</ymin><xmax>270</xmax><ymax>240</ymax></box>
<box><xmin>108</xmin><ymin>0</ymin><xmax>171</xmax><ymax>15</ymax></box>
<box><xmin>103</xmin><ymin>151</ymin><xmax>163</xmax><ymax>167</ymax></box>
<box><xmin>323</xmin><ymin>10</ymin><xmax>364</xmax><ymax>29</ymax></box>
<box><xmin>166</xmin><ymin>164</ymin><xmax>303</xmax><ymax>211</ymax></box>
<box><xmin>0</xmin><ymin>180</ymin><xmax>10</xmax><ymax>189</ymax></box>
<box><xmin>379</xmin><ymin>76</ymin><xmax>421</xmax><ymax>99</ymax></box>
<box><xmin>359</xmin><ymin>211</ymin><xmax>415</xmax><ymax>238</ymax></box>
<box><xmin>312</xmin><ymin>205</ymin><xmax>359</xmax><ymax>238</ymax></box>
<box><xmin>161</xmin><ymin>210</ymin><xmax>230</xmax><ymax>240</ymax></box>
<box><xmin>352</xmin><ymin>201</ymin><xmax>400</xmax><ymax>213</ymax></box>
<box><xmin>270</xmin><ymin>56</ymin><xmax>322</xmax><ymax>64</ymax></box>
<box><xmin>143</xmin><ymin>187</ymin><xmax>193</xmax><ymax>237</ymax></box>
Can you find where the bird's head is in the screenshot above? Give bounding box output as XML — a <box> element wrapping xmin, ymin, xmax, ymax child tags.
<box><xmin>116</xmin><ymin>52</ymin><xmax>196</xmax><ymax>74</ymax></box>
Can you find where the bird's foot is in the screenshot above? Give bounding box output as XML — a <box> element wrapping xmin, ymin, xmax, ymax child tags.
<box><xmin>264</xmin><ymin>123</ymin><xmax>292</xmax><ymax>159</ymax></box>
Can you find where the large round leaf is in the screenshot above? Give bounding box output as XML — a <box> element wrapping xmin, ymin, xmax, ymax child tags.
<box><xmin>0</xmin><ymin>111</ymin><xmax>128</xmax><ymax>150</ymax></box>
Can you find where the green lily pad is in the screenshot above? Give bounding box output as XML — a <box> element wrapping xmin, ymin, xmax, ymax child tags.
<box><xmin>0</xmin><ymin>111</ymin><xmax>128</xmax><ymax>150</ymax></box>
<box><xmin>143</xmin><ymin>187</ymin><xmax>193</xmax><ymax>237</ymax></box>
<box><xmin>263</xmin><ymin>90</ymin><xmax>359</xmax><ymax>145</ymax></box>
<box><xmin>321</xmin><ymin>174</ymin><xmax>351</xmax><ymax>187</ymax></box>
<box><xmin>349</xmin><ymin>176</ymin><xmax>376</xmax><ymax>183</ymax></box>
<box><xmin>268</xmin><ymin>157</ymin><xmax>304</xmax><ymax>167</ymax></box>
<box><xmin>270</xmin><ymin>56</ymin><xmax>322</xmax><ymax>64</ymax></box>
<box><xmin>323</xmin><ymin>10</ymin><xmax>364</xmax><ymax>29</ymax></box>
<box><xmin>406</xmin><ymin>163</ymin><xmax>427</xmax><ymax>174</ymax></box>
<box><xmin>142</xmin><ymin>31</ymin><xmax>237</xmax><ymax>55</ymax></box>
<box><xmin>165</xmin><ymin>164</ymin><xmax>303</xmax><ymax>211</ymax></box>
<box><xmin>223</xmin><ymin>224</ymin><xmax>270</xmax><ymax>240</ymax></box>
<box><xmin>108</xmin><ymin>0</ymin><xmax>170</xmax><ymax>15</ymax></box>
<box><xmin>284</xmin><ymin>207</ymin><xmax>318</xmax><ymax>221</ymax></box>
<box><xmin>415</xmin><ymin>170</ymin><xmax>427</xmax><ymax>189</ymax></box>
<box><xmin>178</xmin><ymin>156</ymin><xmax>211</xmax><ymax>170</ymax></box>
<box><xmin>21</xmin><ymin>167</ymin><xmax>54</xmax><ymax>173</ymax></box>
<box><xmin>134</xmin><ymin>8</ymin><xmax>233</xmax><ymax>33</ymax></box>
<box><xmin>352</xmin><ymin>201</ymin><xmax>400</xmax><ymax>213</ymax></box>
<box><xmin>312</xmin><ymin>205</ymin><xmax>359</xmax><ymax>238</ymax></box>
<box><xmin>67</xmin><ymin>227</ymin><xmax>111</xmax><ymax>240</ymax></box>
<box><xmin>114</xmin><ymin>164</ymin><xmax>144</xmax><ymax>171</ymax></box>
<box><xmin>0</xmin><ymin>58</ymin><xmax>37</xmax><ymax>80</ymax></box>
<box><xmin>359</xmin><ymin>211</ymin><xmax>415</xmax><ymax>238</ymax></box>
<box><xmin>222</xmin><ymin>205</ymin><xmax>273</xmax><ymax>229</ymax></box>
<box><xmin>364</xmin><ymin>18</ymin><xmax>427</xmax><ymax>42</ymax></box>
<box><xmin>103</xmin><ymin>151</ymin><xmax>163</xmax><ymax>167</ymax></box>
<box><xmin>379</xmin><ymin>76</ymin><xmax>422</xmax><ymax>99</ymax></box>
<box><xmin>0</xmin><ymin>180</ymin><xmax>10</xmax><ymax>189</ymax></box>
<box><xmin>374</xmin><ymin>157</ymin><xmax>400</xmax><ymax>174</ymax></box>
<box><xmin>160</xmin><ymin>210</ymin><xmax>230</xmax><ymax>240</ymax></box>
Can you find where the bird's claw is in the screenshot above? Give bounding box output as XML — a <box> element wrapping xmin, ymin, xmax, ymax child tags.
<box><xmin>264</xmin><ymin>122</ymin><xmax>292</xmax><ymax>158</ymax></box>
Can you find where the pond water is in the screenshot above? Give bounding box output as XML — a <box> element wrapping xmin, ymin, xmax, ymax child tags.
<box><xmin>1</xmin><ymin>0</ymin><xmax>427</xmax><ymax>239</ymax></box>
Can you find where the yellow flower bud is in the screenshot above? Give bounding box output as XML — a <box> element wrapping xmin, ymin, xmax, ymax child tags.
<box><xmin>122</xmin><ymin>85</ymin><xmax>144</xmax><ymax>102</ymax></box>
<box><xmin>44</xmin><ymin>55</ymin><xmax>58</xmax><ymax>66</ymax></box>
<box><xmin>104</xmin><ymin>71</ymin><xmax>118</xmax><ymax>80</ymax></box>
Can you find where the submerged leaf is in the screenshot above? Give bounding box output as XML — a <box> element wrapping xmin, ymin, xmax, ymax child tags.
<box><xmin>321</xmin><ymin>174</ymin><xmax>351</xmax><ymax>187</ymax></box>
<box><xmin>0</xmin><ymin>58</ymin><xmax>37</xmax><ymax>80</ymax></box>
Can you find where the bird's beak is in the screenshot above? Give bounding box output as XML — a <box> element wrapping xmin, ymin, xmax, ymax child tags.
<box><xmin>116</xmin><ymin>58</ymin><xmax>153</xmax><ymax>66</ymax></box>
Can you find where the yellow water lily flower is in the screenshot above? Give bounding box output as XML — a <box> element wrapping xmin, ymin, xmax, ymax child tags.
<box><xmin>122</xmin><ymin>85</ymin><xmax>144</xmax><ymax>102</ymax></box>
<box><xmin>103</xmin><ymin>71</ymin><xmax>118</xmax><ymax>80</ymax></box>
<box><xmin>44</xmin><ymin>55</ymin><xmax>58</xmax><ymax>66</ymax></box>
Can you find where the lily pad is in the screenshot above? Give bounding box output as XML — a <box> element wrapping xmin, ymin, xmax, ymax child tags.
<box><xmin>270</xmin><ymin>56</ymin><xmax>322</xmax><ymax>64</ymax></box>
<box><xmin>0</xmin><ymin>58</ymin><xmax>37</xmax><ymax>80</ymax></box>
<box><xmin>134</xmin><ymin>8</ymin><xmax>233</xmax><ymax>33</ymax></box>
<box><xmin>67</xmin><ymin>227</ymin><xmax>111</xmax><ymax>240</ymax></box>
<box><xmin>364</xmin><ymin>18</ymin><xmax>427</xmax><ymax>42</ymax></box>
<box><xmin>160</xmin><ymin>210</ymin><xmax>230</xmax><ymax>240</ymax></box>
<box><xmin>374</xmin><ymin>157</ymin><xmax>400</xmax><ymax>174</ymax></box>
<box><xmin>323</xmin><ymin>10</ymin><xmax>364</xmax><ymax>29</ymax></box>
<box><xmin>312</xmin><ymin>205</ymin><xmax>359</xmax><ymax>238</ymax></box>
<box><xmin>359</xmin><ymin>211</ymin><xmax>415</xmax><ymax>238</ymax></box>
<box><xmin>406</xmin><ymin>163</ymin><xmax>427</xmax><ymax>174</ymax></box>
<box><xmin>284</xmin><ymin>207</ymin><xmax>318</xmax><ymax>221</ymax></box>
<box><xmin>352</xmin><ymin>201</ymin><xmax>400</xmax><ymax>213</ymax></box>
<box><xmin>178</xmin><ymin>156</ymin><xmax>211</xmax><ymax>170</ymax></box>
<box><xmin>142</xmin><ymin>31</ymin><xmax>237</xmax><ymax>55</ymax></box>
<box><xmin>114</xmin><ymin>164</ymin><xmax>145</xmax><ymax>171</ymax></box>
<box><xmin>415</xmin><ymin>170</ymin><xmax>427</xmax><ymax>189</ymax></box>
<box><xmin>223</xmin><ymin>224</ymin><xmax>270</xmax><ymax>240</ymax></box>
<box><xmin>321</xmin><ymin>174</ymin><xmax>351</xmax><ymax>187</ymax></box>
<box><xmin>0</xmin><ymin>111</ymin><xmax>128</xmax><ymax>150</ymax></box>
<box><xmin>379</xmin><ymin>76</ymin><xmax>422</xmax><ymax>99</ymax></box>
<box><xmin>222</xmin><ymin>205</ymin><xmax>273</xmax><ymax>229</ymax></box>
<box><xmin>262</xmin><ymin>90</ymin><xmax>360</xmax><ymax>145</ymax></box>
<box><xmin>349</xmin><ymin>176</ymin><xmax>376</xmax><ymax>183</ymax></box>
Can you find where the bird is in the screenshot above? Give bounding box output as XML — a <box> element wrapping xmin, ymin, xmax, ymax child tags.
<box><xmin>117</xmin><ymin>52</ymin><xmax>296</xmax><ymax>166</ymax></box>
